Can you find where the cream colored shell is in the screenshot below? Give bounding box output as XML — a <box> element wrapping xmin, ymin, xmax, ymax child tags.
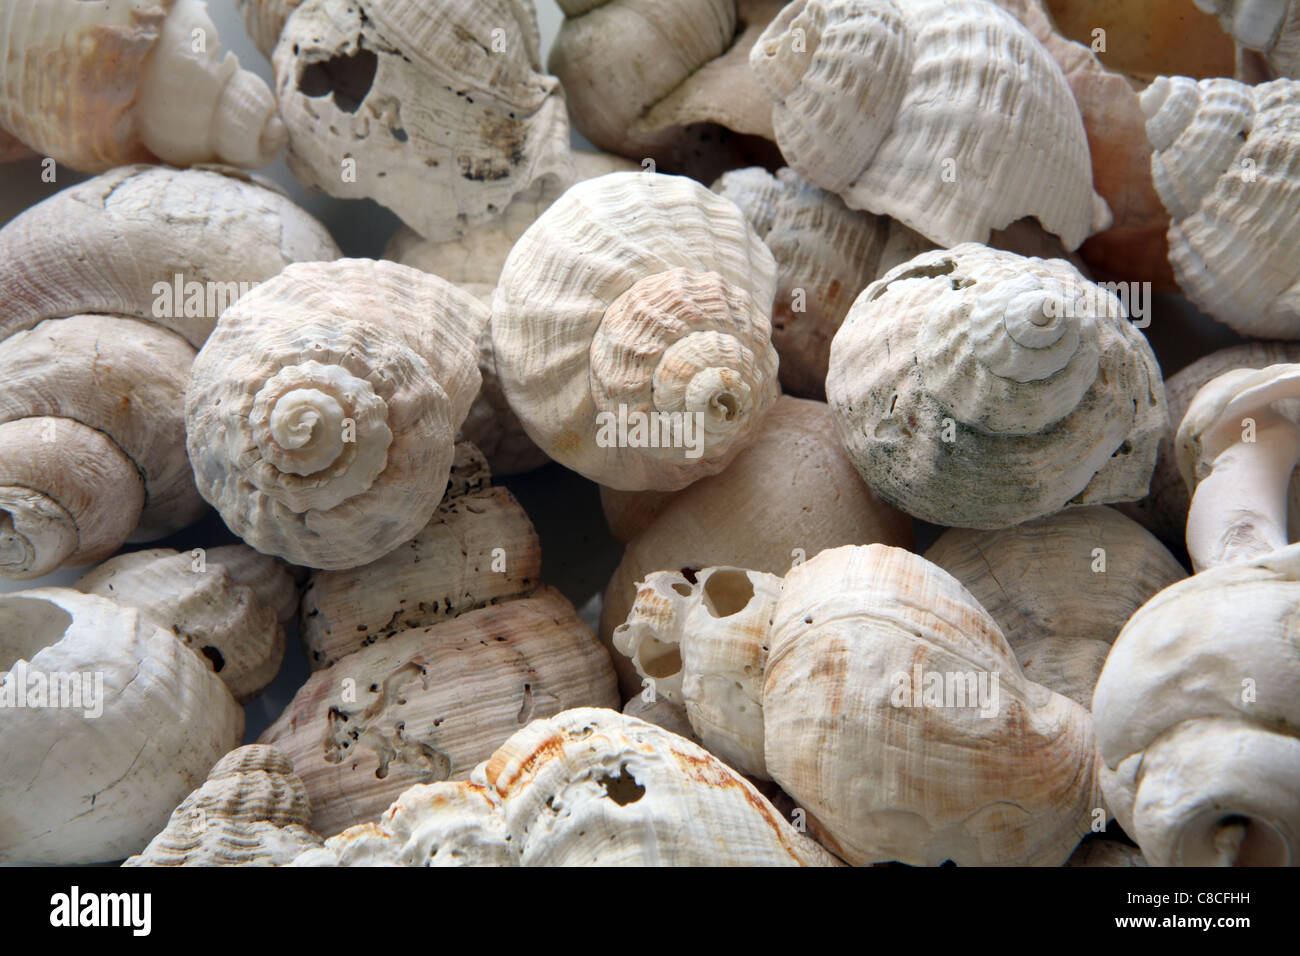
<box><xmin>598</xmin><ymin>396</ymin><xmax>912</xmax><ymax>698</ymax></box>
<box><xmin>185</xmin><ymin>259</ymin><xmax>486</xmax><ymax>570</ymax></box>
<box><xmin>124</xmin><ymin>745</ymin><xmax>322</xmax><ymax>866</ymax></box>
<box><xmin>261</xmin><ymin>589</ymin><xmax>619</xmax><ymax>837</ymax></box>
<box><xmin>491</xmin><ymin>171</ymin><xmax>781</xmax><ymax>491</ymax></box>
<box><xmin>750</xmin><ymin>0</ymin><xmax>1111</xmax><ymax>249</ymax></box>
<box><xmin>265</xmin><ymin>0</ymin><xmax>571</xmax><ymax>242</ymax></box>
<box><xmin>0</xmin><ymin>588</ymin><xmax>243</xmax><ymax>864</ymax></box>
<box><xmin>1143</xmin><ymin>75</ymin><xmax>1300</xmax><ymax>336</ymax></box>
<box><xmin>294</xmin><ymin>708</ymin><xmax>838</xmax><ymax>866</ymax></box>
<box><xmin>236</xmin><ymin>0</ymin><xmax>302</xmax><ymax>58</ymax></box>
<box><xmin>826</xmin><ymin>243</ymin><xmax>1167</xmax><ymax>529</ymax></box>
<box><xmin>924</xmin><ymin>507</ymin><xmax>1187</xmax><ymax>707</ymax></box>
<box><xmin>1093</xmin><ymin>544</ymin><xmax>1300</xmax><ymax>865</ymax></box>
<box><xmin>75</xmin><ymin>546</ymin><xmax>296</xmax><ymax>703</ymax></box>
<box><xmin>615</xmin><ymin>545</ymin><xmax>1102</xmax><ymax>866</ymax></box>
<box><xmin>1066</xmin><ymin>838</ymin><xmax>1148</xmax><ymax>867</ymax></box>
<box><xmin>0</xmin><ymin>0</ymin><xmax>284</xmax><ymax>171</ymax></box>
<box><xmin>1195</xmin><ymin>0</ymin><xmax>1300</xmax><ymax>77</ymax></box>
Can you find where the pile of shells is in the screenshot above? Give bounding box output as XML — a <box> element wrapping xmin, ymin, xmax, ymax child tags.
<box><xmin>0</xmin><ymin>0</ymin><xmax>1295</xmax><ymax>870</ymax></box>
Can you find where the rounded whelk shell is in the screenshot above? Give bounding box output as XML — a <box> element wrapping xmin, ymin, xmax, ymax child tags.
<box><xmin>0</xmin><ymin>0</ymin><xmax>285</xmax><ymax>171</ymax></box>
<box><xmin>826</xmin><ymin>243</ymin><xmax>1166</xmax><ymax>529</ymax></box>
<box><xmin>261</xmin><ymin>0</ymin><xmax>571</xmax><ymax>242</ymax></box>
<box><xmin>0</xmin><ymin>588</ymin><xmax>243</xmax><ymax>864</ymax></box>
<box><xmin>614</xmin><ymin>545</ymin><xmax>1102</xmax><ymax>866</ymax></box>
<box><xmin>124</xmin><ymin>745</ymin><xmax>322</xmax><ymax>866</ymax></box>
<box><xmin>491</xmin><ymin>171</ymin><xmax>780</xmax><ymax>491</ymax></box>
<box><xmin>185</xmin><ymin>258</ymin><xmax>486</xmax><ymax>569</ymax></box>
<box><xmin>750</xmin><ymin>0</ymin><xmax>1111</xmax><ymax>249</ymax></box>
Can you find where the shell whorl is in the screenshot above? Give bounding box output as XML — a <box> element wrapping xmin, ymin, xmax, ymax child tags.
<box><xmin>186</xmin><ymin>259</ymin><xmax>487</xmax><ymax>569</ymax></box>
<box><xmin>492</xmin><ymin>172</ymin><xmax>780</xmax><ymax>491</ymax></box>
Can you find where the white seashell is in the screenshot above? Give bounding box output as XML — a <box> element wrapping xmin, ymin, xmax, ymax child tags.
<box><xmin>1143</xmin><ymin>75</ymin><xmax>1300</xmax><ymax>337</ymax></box>
<box><xmin>826</xmin><ymin>243</ymin><xmax>1166</xmax><ymax>529</ymax></box>
<box><xmin>0</xmin><ymin>0</ymin><xmax>285</xmax><ymax>171</ymax></box>
<box><xmin>124</xmin><ymin>745</ymin><xmax>322</xmax><ymax>866</ymax></box>
<box><xmin>264</xmin><ymin>0</ymin><xmax>571</xmax><ymax>241</ymax></box>
<box><xmin>261</xmin><ymin>589</ymin><xmax>619</xmax><ymax>837</ymax></box>
<box><xmin>492</xmin><ymin>171</ymin><xmax>780</xmax><ymax>491</ymax></box>
<box><xmin>925</xmin><ymin>507</ymin><xmax>1187</xmax><ymax>707</ymax></box>
<box><xmin>185</xmin><ymin>259</ymin><xmax>486</xmax><ymax>569</ymax></box>
<box><xmin>750</xmin><ymin>0</ymin><xmax>1111</xmax><ymax>249</ymax></box>
<box><xmin>236</xmin><ymin>0</ymin><xmax>302</xmax><ymax>59</ymax></box>
<box><xmin>1093</xmin><ymin>543</ymin><xmax>1300</xmax><ymax>865</ymax></box>
<box><xmin>0</xmin><ymin>588</ymin><xmax>243</xmax><ymax>864</ymax></box>
<box><xmin>614</xmin><ymin>545</ymin><xmax>1102</xmax><ymax>866</ymax></box>
<box><xmin>1195</xmin><ymin>0</ymin><xmax>1300</xmax><ymax>77</ymax></box>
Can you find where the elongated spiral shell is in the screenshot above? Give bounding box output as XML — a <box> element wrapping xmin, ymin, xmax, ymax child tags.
<box><xmin>750</xmin><ymin>0</ymin><xmax>1111</xmax><ymax>249</ymax></box>
<box><xmin>826</xmin><ymin>243</ymin><xmax>1166</xmax><ymax>529</ymax></box>
<box><xmin>0</xmin><ymin>0</ymin><xmax>285</xmax><ymax>171</ymax></box>
<box><xmin>185</xmin><ymin>259</ymin><xmax>486</xmax><ymax>569</ymax></box>
<box><xmin>492</xmin><ymin>172</ymin><xmax>780</xmax><ymax>491</ymax></box>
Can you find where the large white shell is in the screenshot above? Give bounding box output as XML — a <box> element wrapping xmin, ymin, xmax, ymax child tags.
<box><xmin>492</xmin><ymin>171</ymin><xmax>781</xmax><ymax>491</ymax></box>
<box><xmin>826</xmin><ymin>243</ymin><xmax>1166</xmax><ymax>529</ymax></box>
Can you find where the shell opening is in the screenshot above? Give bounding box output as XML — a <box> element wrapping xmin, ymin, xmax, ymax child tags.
<box><xmin>701</xmin><ymin>569</ymin><xmax>756</xmax><ymax>618</ymax></box>
<box><xmin>0</xmin><ymin>488</ymin><xmax>78</xmax><ymax>581</ymax></box>
<box><xmin>0</xmin><ymin>594</ymin><xmax>74</xmax><ymax>672</ymax></box>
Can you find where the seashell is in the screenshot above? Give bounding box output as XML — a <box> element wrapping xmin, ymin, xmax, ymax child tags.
<box><xmin>206</xmin><ymin>543</ymin><xmax>304</xmax><ymax>626</ymax></box>
<box><xmin>826</xmin><ymin>243</ymin><xmax>1167</xmax><ymax>529</ymax></box>
<box><xmin>614</xmin><ymin>545</ymin><xmax>1102</xmax><ymax>866</ymax></box>
<box><xmin>299</xmin><ymin>443</ymin><xmax>542</xmax><ymax>669</ymax></box>
<box><xmin>1118</xmin><ymin>342</ymin><xmax>1300</xmax><ymax>545</ymax></box>
<box><xmin>750</xmin><ymin>0</ymin><xmax>1111</xmax><ymax>249</ymax></box>
<box><xmin>236</xmin><ymin>0</ymin><xmax>302</xmax><ymax>59</ymax></box>
<box><xmin>294</xmin><ymin>708</ymin><xmax>839</xmax><ymax>866</ymax></box>
<box><xmin>550</xmin><ymin>0</ymin><xmax>788</xmax><ymax>182</ymax></box>
<box><xmin>598</xmin><ymin>396</ymin><xmax>912</xmax><ymax>697</ymax></box>
<box><xmin>1092</xmin><ymin>543</ymin><xmax>1300</xmax><ymax>865</ymax></box>
<box><xmin>387</xmin><ymin>151</ymin><xmax>639</xmax><ymax>475</ymax></box>
<box><xmin>1194</xmin><ymin>0</ymin><xmax>1300</xmax><ymax>78</ymax></box>
<box><xmin>261</xmin><ymin>589</ymin><xmax>619</xmax><ymax>836</ymax></box>
<box><xmin>0</xmin><ymin>588</ymin><xmax>243</xmax><ymax>864</ymax></box>
<box><xmin>261</xmin><ymin>0</ymin><xmax>571</xmax><ymax>242</ymax></box>
<box><xmin>1176</xmin><ymin>363</ymin><xmax>1300</xmax><ymax>571</ymax></box>
<box><xmin>0</xmin><ymin>0</ymin><xmax>285</xmax><ymax>171</ymax></box>
<box><xmin>1142</xmin><ymin>75</ymin><xmax>1300</xmax><ymax>337</ymax></box>
<box><xmin>621</xmin><ymin>695</ymin><xmax>699</xmax><ymax>744</ymax></box>
<box><xmin>924</xmin><ymin>506</ymin><xmax>1187</xmax><ymax>707</ymax></box>
<box><xmin>185</xmin><ymin>258</ymin><xmax>487</xmax><ymax>570</ymax></box>
<box><xmin>74</xmin><ymin>546</ymin><xmax>297</xmax><ymax>703</ymax></box>
<box><xmin>124</xmin><ymin>745</ymin><xmax>322</xmax><ymax>866</ymax></box>
<box><xmin>1065</xmin><ymin>837</ymin><xmax>1148</xmax><ymax>867</ymax></box>
<box><xmin>492</xmin><ymin>171</ymin><xmax>781</xmax><ymax>491</ymax></box>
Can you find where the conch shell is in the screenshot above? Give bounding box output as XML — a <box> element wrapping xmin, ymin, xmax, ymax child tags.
<box><xmin>1093</xmin><ymin>543</ymin><xmax>1300</xmax><ymax>865</ymax></box>
<box><xmin>491</xmin><ymin>171</ymin><xmax>781</xmax><ymax>491</ymax></box>
<box><xmin>750</xmin><ymin>0</ymin><xmax>1111</xmax><ymax>249</ymax></box>
<box><xmin>0</xmin><ymin>588</ymin><xmax>243</xmax><ymax>864</ymax></box>
<box><xmin>0</xmin><ymin>0</ymin><xmax>285</xmax><ymax>171</ymax></box>
<box><xmin>124</xmin><ymin>746</ymin><xmax>323</xmax><ymax>866</ymax></box>
<box><xmin>292</xmin><ymin>708</ymin><xmax>838</xmax><ymax>866</ymax></box>
<box><xmin>615</xmin><ymin>545</ymin><xmax>1102</xmax><ymax>866</ymax></box>
<box><xmin>256</xmin><ymin>0</ymin><xmax>571</xmax><ymax>241</ymax></box>
<box><xmin>826</xmin><ymin>243</ymin><xmax>1166</xmax><ymax>529</ymax></box>
<box><xmin>261</xmin><ymin>589</ymin><xmax>619</xmax><ymax>836</ymax></box>
<box><xmin>185</xmin><ymin>258</ymin><xmax>486</xmax><ymax>569</ymax></box>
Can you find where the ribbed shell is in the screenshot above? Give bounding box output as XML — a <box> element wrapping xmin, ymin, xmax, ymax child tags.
<box><xmin>0</xmin><ymin>0</ymin><xmax>284</xmax><ymax>171</ymax></box>
<box><xmin>268</xmin><ymin>0</ymin><xmax>570</xmax><ymax>241</ymax></box>
<box><xmin>185</xmin><ymin>259</ymin><xmax>486</xmax><ymax>570</ymax></box>
<box><xmin>826</xmin><ymin>243</ymin><xmax>1166</xmax><ymax>529</ymax></box>
<box><xmin>1144</xmin><ymin>76</ymin><xmax>1300</xmax><ymax>336</ymax></box>
<box><xmin>750</xmin><ymin>0</ymin><xmax>1110</xmax><ymax>249</ymax></box>
<box><xmin>236</xmin><ymin>0</ymin><xmax>302</xmax><ymax>58</ymax></box>
<box><xmin>492</xmin><ymin>171</ymin><xmax>780</xmax><ymax>491</ymax></box>
<box><xmin>124</xmin><ymin>746</ymin><xmax>321</xmax><ymax>866</ymax></box>
<box><xmin>0</xmin><ymin>588</ymin><xmax>243</xmax><ymax>864</ymax></box>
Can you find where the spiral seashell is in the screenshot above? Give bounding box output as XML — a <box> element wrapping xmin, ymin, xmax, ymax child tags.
<box><xmin>1093</xmin><ymin>543</ymin><xmax>1300</xmax><ymax>865</ymax></box>
<box><xmin>124</xmin><ymin>746</ymin><xmax>323</xmax><ymax>866</ymax></box>
<box><xmin>186</xmin><ymin>259</ymin><xmax>486</xmax><ymax>569</ymax></box>
<box><xmin>0</xmin><ymin>0</ymin><xmax>285</xmax><ymax>172</ymax></box>
<box><xmin>826</xmin><ymin>243</ymin><xmax>1166</xmax><ymax>529</ymax></box>
<box><xmin>236</xmin><ymin>0</ymin><xmax>302</xmax><ymax>58</ymax></box>
<box><xmin>492</xmin><ymin>172</ymin><xmax>780</xmax><ymax>491</ymax></box>
<box><xmin>1143</xmin><ymin>75</ymin><xmax>1300</xmax><ymax>337</ymax></box>
<box><xmin>1195</xmin><ymin>0</ymin><xmax>1300</xmax><ymax>78</ymax></box>
<box><xmin>0</xmin><ymin>588</ymin><xmax>243</xmax><ymax>864</ymax></box>
<box><xmin>750</xmin><ymin>0</ymin><xmax>1111</xmax><ymax>249</ymax></box>
<box><xmin>258</xmin><ymin>0</ymin><xmax>571</xmax><ymax>242</ymax></box>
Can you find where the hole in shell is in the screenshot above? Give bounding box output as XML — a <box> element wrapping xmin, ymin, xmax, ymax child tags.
<box><xmin>702</xmin><ymin>570</ymin><xmax>755</xmax><ymax>618</ymax></box>
<box><xmin>671</xmin><ymin>582</ymin><xmax>692</xmax><ymax>597</ymax></box>
<box><xmin>637</xmin><ymin>636</ymin><xmax>682</xmax><ymax>679</ymax></box>
<box><xmin>598</xmin><ymin>764</ymin><xmax>646</xmax><ymax>806</ymax></box>
<box><xmin>299</xmin><ymin>49</ymin><xmax>379</xmax><ymax>114</ymax></box>
<box><xmin>0</xmin><ymin>596</ymin><xmax>73</xmax><ymax>671</ymax></box>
